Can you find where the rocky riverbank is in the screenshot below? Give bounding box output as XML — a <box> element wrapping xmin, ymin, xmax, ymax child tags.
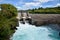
<box><xmin>29</xmin><ymin>14</ymin><xmax>60</xmax><ymax>26</ymax></box>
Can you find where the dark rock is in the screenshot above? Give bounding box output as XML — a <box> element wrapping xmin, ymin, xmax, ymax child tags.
<box><xmin>22</xmin><ymin>22</ymin><xmax>25</xmax><ymax>24</ymax></box>
<box><xmin>20</xmin><ymin>18</ymin><xmax>23</xmax><ymax>21</ymax></box>
<box><xmin>14</xmin><ymin>27</ymin><xmax>17</xmax><ymax>30</ymax></box>
<box><xmin>59</xmin><ymin>32</ymin><xmax>60</xmax><ymax>36</ymax></box>
<box><xmin>28</xmin><ymin>18</ymin><xmax>32</xmax><ymax>24</ymax></box>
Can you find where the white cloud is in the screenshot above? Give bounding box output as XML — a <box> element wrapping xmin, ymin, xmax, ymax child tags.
<box><xmin>16</xmin><ymin>0</ymin><xmax>55</xmax><ymax>10</ymax></box>
<box><xmin>55</xmin><ymin>3</ymin><xmax>60</xmax><ymax>6</ymax></box>
<box><xmin>24</xmin><ymin>2</ymin><xmax>40</xmax><ymax>7</ymax></box>
<box><xmin>51</xmin><ymin>3</ymin><xmax>60</xmax><ymax>7</ymax></box>
<box><xmin>20</xmin><ymin>2</ymin><xmax>41</xmax><ymax>10</ymax></box>
<box><xmin>34</xmin><ymin>0</ymin><xmax>54</xmax><ymax>3</ymax></box>
<box><xmin>16</xmin><ymin>6</ymin><xmax>22</xmax><ymax>10</ymax></box>
<box><xmin>16</xmin><ymin>0</ymin><xmax>43</xmax><ymax>10</ymax></box>
<box><xmin>16</xmin><ymin>6</ymin><xmax>30</xmax><ymax>10</ymax></box>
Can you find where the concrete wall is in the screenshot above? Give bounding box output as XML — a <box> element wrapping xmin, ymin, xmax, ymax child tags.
<box><xmin>17</xmin><ymin>12</ymin><xmax>30</xmax><ymax>20</ymax></box>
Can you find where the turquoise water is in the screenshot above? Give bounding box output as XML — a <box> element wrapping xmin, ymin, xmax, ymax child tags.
<box><xmin>11</xmin><ymin>22</ymin><xmax>60</xmax><ymax>40</ymax></box>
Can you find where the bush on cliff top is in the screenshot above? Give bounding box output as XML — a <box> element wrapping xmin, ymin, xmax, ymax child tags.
<box><xmin>0</xmin><ymin>4</ymin><xmax>18</xmax><ymax>40</ymax></box>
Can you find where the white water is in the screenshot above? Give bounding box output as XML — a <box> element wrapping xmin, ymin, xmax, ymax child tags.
<box><xmin>11</xmin><ymin>21</ymin><xmax>60</xmax><ymax>40</ymax></box>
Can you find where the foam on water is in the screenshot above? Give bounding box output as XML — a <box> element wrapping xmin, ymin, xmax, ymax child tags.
<box><xmin>11</xmin><ymin>21</ymin><xmax>60</xmax><ymax>40</ymax></box>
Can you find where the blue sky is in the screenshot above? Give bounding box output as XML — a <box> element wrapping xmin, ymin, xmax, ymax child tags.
<box><xmin>0</xmin><ymin>0</ymin><xmax>60</xmax><ymax>10</ymax></box>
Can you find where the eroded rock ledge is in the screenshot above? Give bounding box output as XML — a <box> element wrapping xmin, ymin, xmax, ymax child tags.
<box><xmin>29</xmin><ymin>14</ymin><xmax>60</xmax><ymax>26</ymax></box>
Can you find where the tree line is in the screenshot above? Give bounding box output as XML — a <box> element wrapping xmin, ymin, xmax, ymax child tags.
<box><xmin>28</xmin><ymin>6</ymin><xmax>60</xmax><ymax>14</ymax></box>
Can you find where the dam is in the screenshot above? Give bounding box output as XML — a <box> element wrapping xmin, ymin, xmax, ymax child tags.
<box><xmin>16</xmin><ymin>10</ymin><xmax>32</xmax><ymax>24</ymax></box>
<box><xmin>16</xmin><ymin>11</ymin><xmax>60</xmax><ymax>26</ymax></box>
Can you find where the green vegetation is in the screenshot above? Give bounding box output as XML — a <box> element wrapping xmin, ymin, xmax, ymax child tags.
<box><xmin>0</xmin><ymin>4</ymin><xmax>18</xmax><ymax>40</ymax></box>
<box><xmin>28</xmin><ymin>6</ymin><xmax>60</xmax><ymax>14</ymax></box>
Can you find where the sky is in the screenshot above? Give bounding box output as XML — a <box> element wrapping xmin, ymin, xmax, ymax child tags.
<box><xmin>0</xmin><ymin>0</ymin><xmax>60</xmax><ymax>10</ymax></box>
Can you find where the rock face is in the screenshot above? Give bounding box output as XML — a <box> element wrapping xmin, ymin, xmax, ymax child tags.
<box><xmin>29</xmin><ymin>14</ymin><xmax>60</xmax><ymax>26</ymax></box>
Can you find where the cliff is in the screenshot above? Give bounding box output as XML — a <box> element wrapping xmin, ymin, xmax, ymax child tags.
<box><xmin>29</xmin><ymin>14</ymin><xmax>60</xmax><ymax>26</ymax></box>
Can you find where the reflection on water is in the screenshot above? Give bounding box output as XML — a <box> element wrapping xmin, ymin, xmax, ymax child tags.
<box><xmin>11</xmin><ymin>22</ymin><xmax>60</xmax><ymax>40</ymax></box>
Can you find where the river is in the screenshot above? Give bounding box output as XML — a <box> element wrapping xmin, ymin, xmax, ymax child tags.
<box><xmin>11</xmin><ymin>21</ymin><xmax>60</xmax><ymax>40</ymax></box>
